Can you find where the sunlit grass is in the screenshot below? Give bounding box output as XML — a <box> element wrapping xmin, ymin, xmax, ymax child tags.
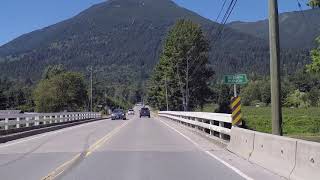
<box><xmin>196</xmin><ymin>104</ymin><xmax>320</xmax><ymax>142</ymax></box>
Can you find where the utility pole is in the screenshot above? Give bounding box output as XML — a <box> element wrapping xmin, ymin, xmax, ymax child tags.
<box><xmin>185</xmin><ymin>57</ymin><xmax>190</xmax><ymax>111</ymax></box>
<box><xmin>88</xmin><ymin>66</ymin><xmax>93</xmax><ymax>113</ymax></box>
<box><xmin>269</xmin><ymin>0</ymin><xmax>283</xmax><ymax>135</ymax></box>
<box><xmin>165</xmin><ymin>76</ymin><xmax>169</xmax><ymax>111</ymax></box>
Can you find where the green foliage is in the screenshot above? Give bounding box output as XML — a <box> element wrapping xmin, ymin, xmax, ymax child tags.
<box><xmin>240</xmin><ymin>79</ymin><xmax>272</xmax><ymax>106</ymax></box>
<box><xmin>241</xmin><ymin>82</ymin><xmax>261</xmax><ymax>106</ymax></box>
<box><xmin>308</xmin><ymin>87</ymin><xmax>320</xmax><ymax>106</ymax></box>
<box><xmin>147</xmin><ymin>19</ymin><xmax>214</xmax><ymax>111</ymax></box>
<box><xmin>0</xmin><ymin>90</ymin><xmax>6</xmax><ymax>109</ymax></box>
<box><xmin>308</xmin><ymin>0</ymin><xmax>320</xmax><ymax>8</ymax></box>
<box><xmin>0</xmin><ymin>78</ymin><xmax>33</xmax><ymax>110</ymax></box>
<box><xmin>243</xmin><ymin>106</ymin><xmax>320</xmax><ymax>137</ymax></box>
<box><xmin>285</xmin><ymin>89</ymin><xmax>311</xmax><ymax>108</ymax></box>
<box><xmin>307</xmin><ymin>37</ymin><xmax>320</xmax><ymax>73</ymax></box>
<box><xmin>42</xmin><ymin>64</ymin><xmax>66</xmax><ymax>79</ymax></box>
<box><xmin>214</xmin><ymin>84</ymin><xmax>232</xmax><ymax>113</ymax></box>
<box><xmin>33</xmin><ymin>71</ymin><xmax>88</xmax><ymax>112</ymax></box>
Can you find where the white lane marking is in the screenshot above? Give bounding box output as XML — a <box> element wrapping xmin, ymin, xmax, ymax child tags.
<box><xmin>0</xmin><ymin>119</ymin><xmax>112</xmax><ymax>148</ymax></box>
<box><xmin>158</xmin><ymin>118</ymin><xmax>254</xmax><ymax>180</ymax></box>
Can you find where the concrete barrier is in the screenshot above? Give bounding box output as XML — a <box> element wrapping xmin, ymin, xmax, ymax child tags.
<box><xmin>290</xmin><ymin>140</ymin><xmax>320</xmax><ymax>180</ymax></box>
<box><xmin>249</xmin><ymin>132</ymin><xmax>297</xmax><ymax>178</ymax></box>
<box><xmin>227</xmin><ymin>127</ymin><xmax>255</xmax><ymax>160</ymax></box>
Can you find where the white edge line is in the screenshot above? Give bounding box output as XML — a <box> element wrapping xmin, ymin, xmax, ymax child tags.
<box><xmin>158</xmin><ymin>118</ymin><xmax>254</xmax><ymax>180</ymax></box>
<box><xmin>0</xmin><ymin>118</ymin><xmax>109</xmax><ymax>148</ymax></box>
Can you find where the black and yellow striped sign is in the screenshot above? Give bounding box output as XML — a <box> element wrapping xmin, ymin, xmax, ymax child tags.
<box><xmin>231</xmin><ymin>96</ymin><xmax>242</xmax><ymax>126</ymax></box>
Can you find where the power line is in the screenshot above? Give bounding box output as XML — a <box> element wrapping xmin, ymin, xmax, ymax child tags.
<box><xmin>213</xmin><ymin>0</ymin><xmax>238</xmax><ymax>44</ymax></box>
<box><xmin>216</xmin><ymin>0</ymin><xmax>228</xmax><ymax>22</ymax></box>
<box><xmin>189</xmin><ymin>0</ymin><xmax>238</xmax><ymax>78</ymax></box>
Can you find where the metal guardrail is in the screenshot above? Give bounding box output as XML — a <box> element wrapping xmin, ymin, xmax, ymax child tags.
<box><xmin>0</xmin><ymin>112</ymin><xmax>101</xmax><ymax>131</ymax></box>
<box><xmin>158</xmin><ymin>111</ymin><xmax>232</xmax><ymax>140</ymax></box>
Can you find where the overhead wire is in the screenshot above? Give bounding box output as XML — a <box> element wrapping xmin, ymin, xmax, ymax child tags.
<box><xmin>189</xmin><ymin>0</ymin><xmax>238</xmax><ymax>78</ymax></box>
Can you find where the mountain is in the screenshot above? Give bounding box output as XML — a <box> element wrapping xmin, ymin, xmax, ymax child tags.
<box><xmin>228</xmin><ymin>9</ymin><xmax>320</xmax><ymax>49</ymax></box>
<box><xmin>0</xmin><ymin>0</ymin><xmax>311</xmax><ymax>90</ymax></box>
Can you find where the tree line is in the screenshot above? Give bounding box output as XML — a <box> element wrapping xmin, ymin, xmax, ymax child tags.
<box><xmin>0</xmin><ymin>64</ymin><xmax>135</xmax><ymax>113</ymax></box>
<box><xmin>147</xmin><ymin>17</ymin><xmax>320</xmax><ymax>112</ymax></box>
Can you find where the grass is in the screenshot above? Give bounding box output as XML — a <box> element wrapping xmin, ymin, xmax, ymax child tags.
<box><xmin>196</xmin><ymin>104</ymin><xmax>320</xmax><ymax>142</ymax></box>
<box><xmin>243</xmin><ymin>106</ymin><xmax>320</xmax><ymax>142</ymax></box>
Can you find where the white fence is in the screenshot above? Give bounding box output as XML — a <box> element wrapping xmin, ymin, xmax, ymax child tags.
<box><xmin>158</xmin><ymin>111</ymin><xmax>232</xmax><ymax>140</ymax></box>
<box><xmin>0</xmin><ymin>112</ymin><xmax>101</xmax><ymax>131</ymax></box>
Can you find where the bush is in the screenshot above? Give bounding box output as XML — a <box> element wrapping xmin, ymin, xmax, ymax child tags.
<box><xmin>285</xmin><ymin>89</ymin><xmax>311</xmax><ymax>108</ymax></box>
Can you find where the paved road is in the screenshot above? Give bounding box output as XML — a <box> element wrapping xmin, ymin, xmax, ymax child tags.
<box><xmin>0</xmin><ymin>110</ymin><xmax>246</xmax><ymax>180</ymax></box>
<box><xmin>0</xmin><ymin>118</ymin><xmax>126</xmax><ymax>180</ymax></box>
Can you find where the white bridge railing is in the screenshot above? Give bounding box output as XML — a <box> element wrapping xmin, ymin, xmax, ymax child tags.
<box><xmin>0</xmin><ymin>112</ymin><xmax>101</xmax><ymax>131</ymax></box>
<box><xmin>159</xmin><ymin>111</ymin><xmax>232</xmax><ymax>140</ymax></box>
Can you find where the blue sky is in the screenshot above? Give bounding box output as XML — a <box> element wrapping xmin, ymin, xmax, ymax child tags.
<box><xmin>0</xmin><ymin>0</ymin><xmax>310</xmax><ymax>46</ymax></box>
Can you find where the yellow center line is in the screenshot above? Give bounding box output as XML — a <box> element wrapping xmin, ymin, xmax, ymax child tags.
<box><xmin>41</xmin><ymin>120</ymin><xmax>131</xmax><ymax>180</ymax></box>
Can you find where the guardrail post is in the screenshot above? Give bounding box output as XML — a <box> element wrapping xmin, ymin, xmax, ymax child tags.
<box><xmin>219</xmin><ymin>121</ymin><xmax>224</xmax><ymax>139</ymax></box>
<box><xmin>4</xmin><ymin>117</ymin><xmax>9</xmax><ymax>130</ymax></box>
<box><xmin>59</xmin><ymin>115</ymin><xmax>62</xmax><ymax>123</ymax></box>
<box><xmin>26</xmin><ymin>117</ymin><xmax>29</xmax><ymax>127</ymax></box>
<box><xmin>54</xmin><ymin>115</ymin><xmax>57</xmax><ymax>123</ymax></box>
<box><xmin>16</xmin><ymin>117</ymin><xmax>20</xmax><ymax>129</ymax></box>
<box><xmin>35</xmin><ymin>116</ymin><xmax>39</xmax><ymax>126</ymax></box>
<box><xmin>43</xmin><ymin>116</ymin><xmax>47</xmax><ymax>125</ymax></box>
<box><xmin>210</xmin><ymin>120</ymin><xmax>213</xmax><ymax>135</ymax></box>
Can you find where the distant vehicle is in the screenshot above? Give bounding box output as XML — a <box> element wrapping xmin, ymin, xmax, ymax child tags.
<box><xmin>140</xmin><ymin>107</ymin><xmax>150</xmax><ymax>118</ymax></box>
<box><xmin>128</xmin><ymin>109</ymin><xmax>135</xmax><ymax>115</ymax></box>
<box><xmin>111</xmin><ymin>109</ymin><xmax>126</xmax><ymax>120</ymax></box>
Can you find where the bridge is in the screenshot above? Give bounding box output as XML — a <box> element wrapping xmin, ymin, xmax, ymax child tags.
<box><xmin>0</xmin><ymin>106</ymin><xmax>318</xmax><ymax>180</ymax></box>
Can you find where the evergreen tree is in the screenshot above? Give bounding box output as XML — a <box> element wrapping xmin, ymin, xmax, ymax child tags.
<box><xmin>147</xmin><ymin>19</ymin><xmax>214</xmax><ymax>111</ymax></box>
<box><xmin>307</xmin><ymin>37</ymin><xmax>320</xmax><ymax>73</ymax></box>
<box><xmin>0</xmin><ymin>90</ymin><xmax>6</xmax><ymax>110</ymax></box>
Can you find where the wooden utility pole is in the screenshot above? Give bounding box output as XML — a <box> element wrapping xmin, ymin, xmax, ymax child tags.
<box><xmin>165</xmin><ymin>76</ymin><xmax>169</xmax><ymax>111</ymax></box>
<box><xmin>90</xmin><ymin>67</ymin><xmax>93</xmax><ymax>113</ymax></box>
<box><xmin>269</xmin><ymin>0</ymin><xmax>283</xmax><ymax>135</ymax></box>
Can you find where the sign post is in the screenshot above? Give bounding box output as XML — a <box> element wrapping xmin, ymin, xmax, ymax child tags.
<box><xmin>223</xmin><ymin>74</ymin><xmax>248</xmax><ymax>126</ymax></box>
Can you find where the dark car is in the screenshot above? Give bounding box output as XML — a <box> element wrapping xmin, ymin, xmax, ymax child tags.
<box><xmin>140</xmin><ymin>107</ymin><xmax>150</xmax><ymax>118</ymax></box>
<box><xmin>111</xmin><ymin>109</ymin><xmax>126</xmax><ymax>120</ymax></box>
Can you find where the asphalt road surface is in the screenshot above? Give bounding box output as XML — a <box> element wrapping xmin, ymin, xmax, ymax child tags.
<box><xmin>0</xmin><ymin>109</ymin><xmax>247</xmax><ymax>180</ymax></box>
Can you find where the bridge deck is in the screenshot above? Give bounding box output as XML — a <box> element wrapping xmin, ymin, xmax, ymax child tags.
<box><xmin>0</xmin><ymin>108</ymin><xmax>282</xmax><ymax>180</ymax></box>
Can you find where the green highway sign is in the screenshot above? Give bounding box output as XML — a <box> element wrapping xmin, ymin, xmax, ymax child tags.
<box><xmin>223</xmin><ymin>74</ymin><xmax>248</xmax><ymax>85</ymax></box>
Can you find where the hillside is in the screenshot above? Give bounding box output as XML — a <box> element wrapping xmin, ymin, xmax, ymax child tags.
<box><xmin>0</xmin><ymin>0</ymin><xmax>311</xmax><ymax>89</ymax></box>
<box><xmin>228</xmin><ymin>8</ymin><xmax>320</xmax><ymax>49</ymax></box>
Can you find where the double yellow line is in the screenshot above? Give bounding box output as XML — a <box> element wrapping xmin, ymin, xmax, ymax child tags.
<box><xmin>41</xmin><ymin>120</ymin><xmax>131</xmax><ymax>180</ymax></box>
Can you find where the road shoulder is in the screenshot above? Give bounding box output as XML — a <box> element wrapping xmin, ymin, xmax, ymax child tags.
<box><xmin>156</xmin><ymin>116</ymin><xmax>286</xmax><ymax>180</ymax></box>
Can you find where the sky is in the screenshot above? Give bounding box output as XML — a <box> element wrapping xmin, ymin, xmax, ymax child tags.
<box><xmin>0</xmin><ymin>0</ymin><xmax>310</xmax><ymax>46</ymax></box>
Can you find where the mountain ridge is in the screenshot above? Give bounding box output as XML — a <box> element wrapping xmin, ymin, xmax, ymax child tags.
<box><xmin>227</xmin><ymin>8</ymin><xmax>320</xmax><ymax>48</ymax></box>
<box><xmin>0</xmin><ymin>0</ymin><xmax>312</xmax><ymax>85</ymax></box>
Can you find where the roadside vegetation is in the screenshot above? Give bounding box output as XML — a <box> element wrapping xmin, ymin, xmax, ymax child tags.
<box><xmin>0</xmin><ymin>64</ymin><xmax>133</xmax><ymax>113</ymax></box>
<box><xmin>147</xmin><ymin>19</ymin><xmax>214</xmax><ymax>111</ymax></box>
<box><xmin>197</xmin><ymin>35</ymin><xmax>320</xmax><ymax>141</ymax></box>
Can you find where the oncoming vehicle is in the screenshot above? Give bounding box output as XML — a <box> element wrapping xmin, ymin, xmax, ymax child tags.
<box><xmin>140</xmin><ymin>107</ymin><xmax>150</xmax><ymax>118</ymax></box>
<box><xmin>111</xmin><ymin>109</ymin><xmax>126</xmax><ymax>120</ymax></box>
<box><xmin>128</xmin><ymin>109</ymin><xmax>135</xmax><ymax>115</ymax></box>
